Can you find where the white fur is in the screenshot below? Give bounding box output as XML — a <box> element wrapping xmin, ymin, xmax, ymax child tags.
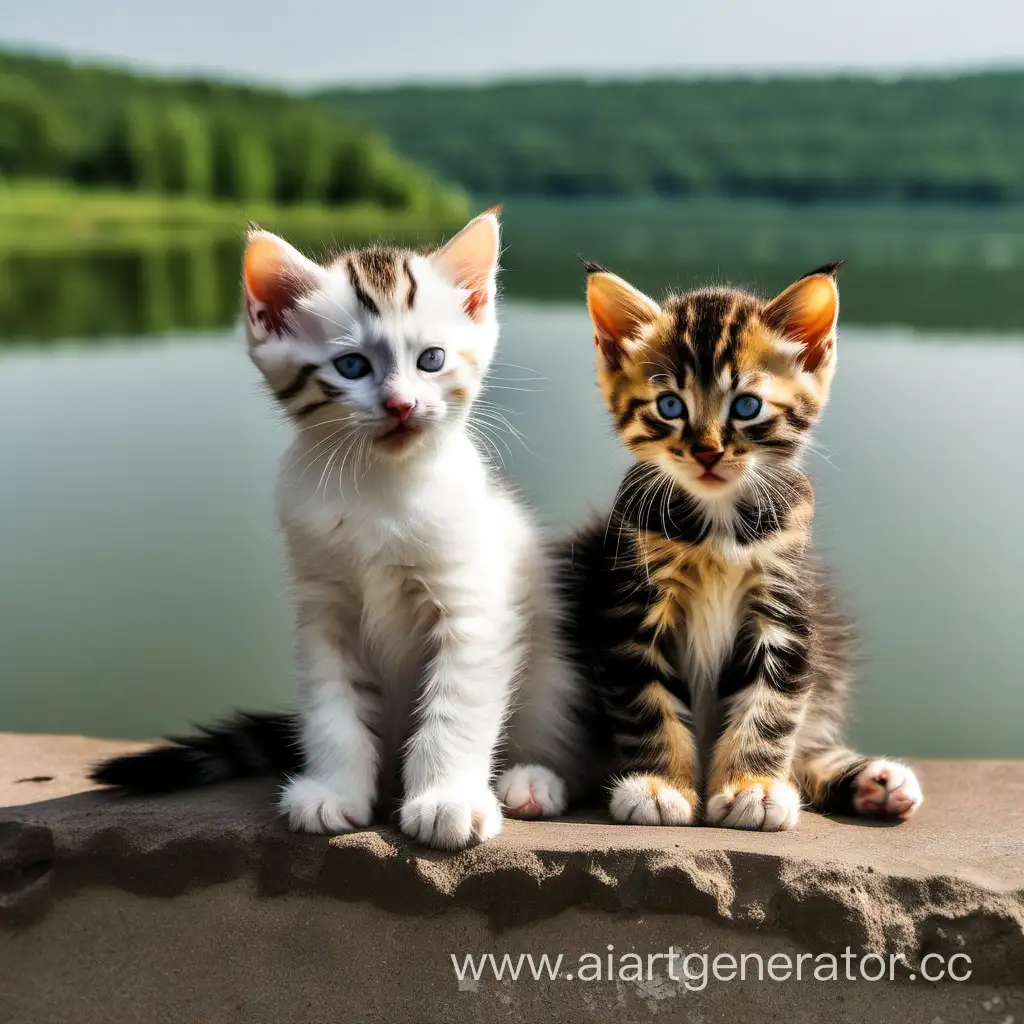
<box><xmin>609</xmin><ymin>775</ymin><xmax>695</xmax><ymax>826</ymax></box>
<box><xmin>679</xmin><ymin>561</ymin><xmax>748</xmax><ymax>692</ymax></box>
<box><xmin>400</xmin><ymin>784</ymin><xmax>503</xmax><ymax>850</ymax></box>
<box><xmin>244</xmin><ymin>220</ymin><xmax>583</xmax><ymax>849</ymax></box>
<box><xmin>705</xmin><ymin>778</ymin><xmax>801</xmax><ymax>831</ymax></box>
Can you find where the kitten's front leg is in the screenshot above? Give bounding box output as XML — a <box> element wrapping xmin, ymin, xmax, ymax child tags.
<box><xmin>281</xmin><ymin>599</ymin><xmax>381</xmax><ymax>834</ymax></box>
<box><xmin>398</xmin><ymin>603</ymin><xmax>515</xmax><ymax>851</ymax></box>
<box><xmin>606</xmin><ymin>674</ymin><xmax>700</xmax><ymax>826</ymax></box>
<box><xmin>597</xmin><ymin>613</ymin><xmax>700</xmax><ymax>825</ymax></box>
<box><xmin>705</xmin><ymin>610</ymin><xmax>811</xmax><ymax>832</ymax></box>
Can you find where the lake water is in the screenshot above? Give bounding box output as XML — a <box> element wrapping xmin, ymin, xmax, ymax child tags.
<box><xmin>1</xmin><ymin>303</ymin><xmax>1021</xmax><ymax>757</ymax></box>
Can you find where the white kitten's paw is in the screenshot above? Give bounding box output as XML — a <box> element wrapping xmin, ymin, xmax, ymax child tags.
<box><xmin>706</xmin><ymin>777</ymin><xmax>800</xmax><ymax>831</ymax></box>
<box><xmin>497</xmin><ymin>763</ymin><xmax>568</xmax><ymax>819</ymax></box>
<box><xmin>852</xmin><ymin>760</ymin><xmax>923</xmax><ymax>819</ymax></box>
<box><xmin>399</xmin><ymin>786</ymin><xmax>503</xmax><ymax>851</ymax></box>
<box><xmin>280</xmin><ymin>775</ymin><xmax>373</xmax><ymax>834</ymax></box>
<box><xmin>609</xmin><ymin>774</ymin><xmax>696</xmax><ymax>826</ymax></box>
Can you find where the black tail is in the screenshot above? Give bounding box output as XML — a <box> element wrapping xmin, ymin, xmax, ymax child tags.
<box><xmin>90</xmin><ymin>712</ymin><xmax>301</xmax><ymax>794</ymax></box>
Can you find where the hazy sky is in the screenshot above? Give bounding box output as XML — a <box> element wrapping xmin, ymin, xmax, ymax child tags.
<box><xmin>4</xmin><ymin>0</ymin><xmax>1024</xmax><ymax>87</ymax></box>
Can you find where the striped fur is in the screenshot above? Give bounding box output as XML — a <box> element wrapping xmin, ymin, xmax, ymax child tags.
<box><xmin>561</xmin><ymin>265</ymin><xmax>922</xmax><ymax>829</ymax></box>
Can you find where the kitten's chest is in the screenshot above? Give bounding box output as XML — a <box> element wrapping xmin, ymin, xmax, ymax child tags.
<box><xmin>647</xmin><ymin>544</ymin><xmax>758</xmax><ymax>768</ymax></box>
<box><xmin>294</xmin><ymin>493</ymin><xmax>437</xmax><ymax>570</ymax></box>
<box><xmin>654</xmin><ymin>546</ymin><xmax>752</xmax><ymax>686</ymax></box>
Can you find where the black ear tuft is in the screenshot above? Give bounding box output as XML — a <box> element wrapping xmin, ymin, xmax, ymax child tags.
<box><xmin>577</xmin><ymin>254</ymin><xmax>609</xmax><ymax>275</ymax></box>
<box><xmin>803</xmin><ymin>260</ymin><xmax>845</xmax><ymax>279</ymax></box>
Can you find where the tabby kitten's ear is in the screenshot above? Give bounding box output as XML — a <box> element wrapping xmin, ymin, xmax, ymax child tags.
<box><xmin>243</xmin><ymin>227</ymin><xmax>325</xmax><ymax>343</ymax></box>
<box><xmin>763</xmin><ymin>263</ymin><xmax>841</xmax><ymax>374</ymax></box>
<box><xmin>430</xmin><ymin>207</ymin><xmax>501</xmax><ymax>321</ymax></box>
<box><xmin>585</xmin><ymin>268</ymin><xmax>661</xmax><ymax>368</ymax></box>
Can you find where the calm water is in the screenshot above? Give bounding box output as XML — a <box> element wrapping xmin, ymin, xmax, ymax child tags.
<box><xmin>1</xmin><ymin>304</ymin><xmax>1022</xmax><ymax>756</ymax></box>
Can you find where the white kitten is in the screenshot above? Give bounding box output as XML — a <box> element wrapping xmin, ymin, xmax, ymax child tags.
<box><xmin>241</xmin><ymin>211</ymin><xmax>584</xmax><ymax>849</ymax></box>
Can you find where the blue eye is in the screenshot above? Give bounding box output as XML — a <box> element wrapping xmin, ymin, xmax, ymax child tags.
<box><xmin>417</xmin><ymin>346</ymin><xmax>445</xmax><ymax>372</ymax></box>
<box><xmin>333</xmin><ymin>353</ymin><xmax>371</xmax><ymax>380</ymax></box>
<box><xmin>656</xmin><ymin>393</ymin><xmax>686</xmax><ymax>420</ymax></box>
<box><xmin>731</xmin><ymin>394</ymin><xmax>763</xmax><ymax>420</ymax></box>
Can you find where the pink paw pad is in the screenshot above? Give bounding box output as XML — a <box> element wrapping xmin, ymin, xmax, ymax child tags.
<box><xmin>509</xmin><ymin>788</ymin><xmax>544</xmax><ymax>819</ymax></box>
<box><xmin>497</xmin><ymin>764</ymin><xmax>568</xmax><ymax>820</ymax></box>
<box><xmin>853</xmin><ymin>760</ymin><xmax>923</xmax><ymax>819</ymax></box>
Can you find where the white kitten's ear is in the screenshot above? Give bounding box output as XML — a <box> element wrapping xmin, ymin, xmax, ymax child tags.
<box><xmin>585</xmin><ymin>264</ymin><xmax>661</xmax><ymax>368</ymax></box>
<box><xmin>243</xmin><ymin>227</ymin><xmax>324</xmax><ymax>341</ymax></box>
<box><xmin>763</xmin><ymin>262</ymin><xmax>841</xmax><ymax>373</ymax></box>
<box><xmin>430</xmin><ymin>207</ymin><xmax>501</xmax><ymax>320</ymax></box>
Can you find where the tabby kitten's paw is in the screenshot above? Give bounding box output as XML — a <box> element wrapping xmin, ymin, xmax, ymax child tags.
<box><xmin>852</xmin><ymin>760</ymin><xmax>923</xmax><ymax>819</ymax></box>
<box><xmin>280</xmin><ymin>775</ymin><xmax>374</xmax><ymax>834</ymax></box>
<box><xmin>706</xmin><ymin>777</ymin><xmax>800</xmax><ymax>831</ymax></box>
<box><xmin>609</xmin><ymin>774</ymin><xmax>697</xmax><ymax>825</ymax></box>
<box><xmin>497</xmin><ymin>763</ymin><xmax>568</xmax><ymax>818</ymax></box>
<box><xmin>399</xmin><ymin>786</ymin><xmax>503</xmax><ymax>851</ymax></box>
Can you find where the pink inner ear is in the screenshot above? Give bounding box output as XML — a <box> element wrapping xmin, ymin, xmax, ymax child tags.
<box><xmin>463</xmin><ymin>289</ymin><xmax>488</xmax><ymax>320</ymax></box>
<box><xmin>802</xmin><ymin>332</ymin><xmax>833</xmax><ymax>372</ymax></box>
<box><xmin>764</xmin><ymin>275</ymin><xmax>838</xmax><ymax>371</ymax></box>
<box><xmin>593</xmin><ymin>331</ymin><xmax>623</xmax><ymax>370</ymax></box>
<box><xmin>244</xmin><ymin>233</ymin><xmax>317</xmax><ymax>335</ymax></box>
<box><xmin>585</xmin><ymin>271</ymin><xmax>661</xmax><ymax>367</ymax></box>
<box><xmin>431</xmin><ymin>211</ymin><xmax>500</xmax><ymax>295</ymax></box>
<box><xmin>245</xmin><ymin>235</ymin><xmax>289</xmax><ymax>305</ymax></box>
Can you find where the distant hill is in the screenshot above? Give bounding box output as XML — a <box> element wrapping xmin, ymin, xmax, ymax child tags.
<box><xmin>0</xmin><ymin>50</ymin><xmax>463</xmax><ymax>214</ymax></box>
<box><xmin>318</xmin><ymin>73</ymin><xmax>1024</xmax><ymax>204</ymax></box>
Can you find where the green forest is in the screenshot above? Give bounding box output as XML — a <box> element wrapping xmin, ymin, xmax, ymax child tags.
<box><xmin>0</xmin><ymin>51</ymin><xmax>462</xmax><ymax>215</ymax></box>
<box><xmin>7</xmin><ymin>52</ymin><xmax>1024</xmax><ymax>336</ymax></box>
<box><xmin>321</xmin><ymin>73</ymin><xmax>1024</xmax><ymax>204</ymax></box>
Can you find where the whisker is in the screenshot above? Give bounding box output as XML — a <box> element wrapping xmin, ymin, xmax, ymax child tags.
<box><xmin>472</xmin><ymin>418</ymin><xmax>515</xmax><ymax>464</ymax></box>
<box><xmin>303</xmin><ymin>306</ymin><xmax>357</xmax><ymax>336</ymax></box>
<box><xmin>315</xmin><ymin>438</ymin><xmax>347</xmax><ymax>501</ymax></box>
<box><xmin>480</xmin><ymin>384</ymin><xmax>544</xmax><ymax>394</ymax></box>
<box><xmin>473</xmin><ymin>409</ymin><xmax>535</xmax><ymax>455</ymax></box>
<box><xmin>335</xmin><ymin>433</ymin><xmax>365</xmax><ymax>498</ymax></box>
<box><xmin>294</xmin><ymin>413</ymin><xmax>357</xmax><ymax>436</ymax></box>
<box><xmin>492</xmin><ymin>360</ymin><xmax>547</xmax><ymax>380</ymax></box>
<box><xmin>467</xmin><ymin>424</ymin><xmax>506</xmax><ymax>469</ymax></box>
<box><xmin>290</xmin><ymin>427</ymin><xmax>352</xmax><ymax>477</ymax></box>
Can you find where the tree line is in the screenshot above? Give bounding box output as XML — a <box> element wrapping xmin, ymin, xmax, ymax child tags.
<box><xmin>0</xmin><ymin>51</ymin><xmax>458</xmax><ymax>210</ymax></box>
<box><xmin>320</xmin><ymin>73</ymin><xmax>1024</xmax><ymax>204</ymax></box>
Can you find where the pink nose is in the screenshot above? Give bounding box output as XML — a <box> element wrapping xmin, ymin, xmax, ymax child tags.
<box><xmin>384</xmin><ymin>397</ymin><xmax>417</xmax><ymax>425</ymax></box>
<box><xmin>693</xmin><ymin>447</ymin><xmax>724</xmax><ymax>469</ymax></box>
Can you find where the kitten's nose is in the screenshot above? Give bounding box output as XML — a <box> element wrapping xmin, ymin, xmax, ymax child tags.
<box><xmin>384</xmin><ymin>397</ymin><xmax>417</xmax><ymax>425</ymax></box>
<box><xmin>692</xmin><ymin>446</ymin><xmax>724</xmax><ymax>469</ymax></box>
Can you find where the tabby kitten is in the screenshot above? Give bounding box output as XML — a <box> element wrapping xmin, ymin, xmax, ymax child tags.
<box><xmin>93</xmin><ymin>211</ymin><xmax>585</xmax><ymax>849</ymax></box>
<box><xmin>559</xmin><ymin>262</ymin><xmax>923</xmax><ymax>830</ymax></box>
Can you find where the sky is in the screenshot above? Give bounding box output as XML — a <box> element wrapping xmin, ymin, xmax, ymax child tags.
<box><xmin>3</xmin><ymin>0</ymin><xmax>1024</xmax><ymax>87</ymax></box>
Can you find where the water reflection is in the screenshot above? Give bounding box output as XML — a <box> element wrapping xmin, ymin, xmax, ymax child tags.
<box><xmin>0</xmin><ymin>244</ymin><xmax>243</xmax><ymax>342</ymax></box>
<box><xmin>6</xmin><ymin>201</ymin><xmax>1024</xmax><ymax>342</ymax></box>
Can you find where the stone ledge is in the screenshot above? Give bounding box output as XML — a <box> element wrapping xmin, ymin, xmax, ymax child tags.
<box><xmin>3</xmin><ymin>735</ymin><xmax>1023</xmax><ymax>963</ymax></box>
<box><xmin>2</xmin><ymin>734</ymin><xmax>1023</xmax><ymax>1022</ymax></box>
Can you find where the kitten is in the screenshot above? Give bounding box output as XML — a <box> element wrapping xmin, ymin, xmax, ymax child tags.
<box><xmin>557</xmin><ymin>261</ymin><xmax>923</xmax><ymax>829</ymax></box>
<box><xmin>94</xmin><ymin>253</ymin><xmax>923</xmax><ymax>835</ymax></box>
<box><xmin>94</xmin><ymin>211</ymin><xmax>584</xmax><ymax>849</ymax></box>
